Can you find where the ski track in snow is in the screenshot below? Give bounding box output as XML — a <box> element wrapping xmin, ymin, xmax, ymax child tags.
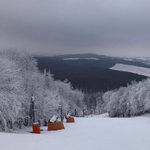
<box><xmin>110</xmin><ymin>63</ymin><xmax>150</xmax><ymax>77</ymax></box>
<box><xmin>1</xmin><ymin>113</ymin><xmax>150</xmax><ymax>150</ymax></box>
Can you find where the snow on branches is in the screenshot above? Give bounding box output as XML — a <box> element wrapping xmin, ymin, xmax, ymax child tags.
<box><xmin>0</xmin><ymin>49</ymin><xmax>84</xmax><ymax>131</ymax></box>
<box><xmin>104</xmin><ymin>79</ymin><xmax>150</xmax><ymax>117</ymax></box>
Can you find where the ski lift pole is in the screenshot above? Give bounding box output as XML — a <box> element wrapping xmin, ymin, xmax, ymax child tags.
<box><xmin>31</xmin><ymin>96</ymin><xmax>35</xmax><ymax>123</ymax></box>
<box><xmin>74</xmin><ymin>109</ymin><xmax>77</xmax><ymax>117</ymax></box>
<box><xmin>59</xmin><ymin>100</ymin><xmax>63</xmax><ymax>122</ymax></box>
<box><xmin>31</xmin><ymin>96</ymin><xmax>40</xmax><ymax>134</ymax></box>
<box><xmin>61</xmin><ymin>107</ymin><xmax>63</xmax><ymax>121</ymax></box>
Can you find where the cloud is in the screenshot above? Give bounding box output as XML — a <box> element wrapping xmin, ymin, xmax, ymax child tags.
<box><xmin>0</xmin><ymin>0</ymin><xmax>150</xmax><ymax>57</ymax></box>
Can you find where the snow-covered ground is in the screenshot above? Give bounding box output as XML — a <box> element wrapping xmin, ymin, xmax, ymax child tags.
<box><xmin>63</xmin><ymin>58</ymin><xmax>99</xmax><ymax>60</ymax></box>
<box><xmin>1</xmin><ymin>114</ymin><xmax>150</xmax><ymax>150</ymax></box>
<box><xmin>110</xmin><ymin>63</ymin><xmax>150</xmax><ymax>77</ymax></box>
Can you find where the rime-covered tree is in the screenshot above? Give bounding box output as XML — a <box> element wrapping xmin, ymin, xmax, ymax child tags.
<box><xmin>0</xmin><ymin>55</ymin><xmax>24</xmax><ymax>131</ymax></box>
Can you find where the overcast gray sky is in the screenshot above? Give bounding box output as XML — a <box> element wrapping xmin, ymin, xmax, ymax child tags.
<box><xmin>1</xmin><ymin>0</ymin><xmax>150</xmax><ymax>57</ymax></box>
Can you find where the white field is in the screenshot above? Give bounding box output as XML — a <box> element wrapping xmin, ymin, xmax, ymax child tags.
<box><xmin>110</xmin><ymin>63</ymin><xmax>150</xmax><ymax>77</ymax></box>
<box><xmin>1</xmin><ymin>114</ymin><xmax>150</xmax><ymax>150</ymax></box>
<box><xmin>63</xmin><ymin>58</ymin><xmax>99</xmax><ymax>60</ymax></box>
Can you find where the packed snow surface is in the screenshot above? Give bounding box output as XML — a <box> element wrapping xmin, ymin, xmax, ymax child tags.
<box><xmin>63</xmin><ymin>58</ymin><xmax>99</xmax><ymax>60</ymax></box>
<box><xmin>110</xmin><ymin>63</ymin><xmax>150</xmax><ymax>77</ymax></box>
<box><xmin>1</xmin><ymin>114</ymin><xmax>150</xmax><ymax>150</ymax></box>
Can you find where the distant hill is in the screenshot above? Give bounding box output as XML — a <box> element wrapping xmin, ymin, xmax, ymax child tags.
<box><xmin>34</xmin><ymin>53</ymin><xmax>148</xmax><ymax>92</ymax></box>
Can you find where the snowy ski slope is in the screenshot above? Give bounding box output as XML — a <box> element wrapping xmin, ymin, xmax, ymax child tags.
<box><xmin>1</xmin><ymin>114</ymin><xmax>150</xmax><ymax>150</ymax></box>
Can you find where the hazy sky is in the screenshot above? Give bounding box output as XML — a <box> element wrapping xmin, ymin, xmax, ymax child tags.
<box><xmin>1</xmin><ymin>0</ymin><xmax>150</xmax><ymax>57</ymax></box>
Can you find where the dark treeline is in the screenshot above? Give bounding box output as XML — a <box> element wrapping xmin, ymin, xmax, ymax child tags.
<box><xmin>35</xmin><ymin>57</ymin><xmax>147</xmax><ymax>92</ymax></box>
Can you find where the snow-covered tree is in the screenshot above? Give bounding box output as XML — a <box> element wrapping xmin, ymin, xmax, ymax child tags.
<box><xmin>0</xmin><ymin>55</ymin><xmax>25</xmax><ymax>131</ymax></box>
<box><xmin>0</xmin><ymin>49</ymin><xmax>85</xmax><ymax>131</ymax></box>
<box><xmin>105</xmin><ymin>79</ymin><xmax>150</xmax><ymax>117</ymax></box>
